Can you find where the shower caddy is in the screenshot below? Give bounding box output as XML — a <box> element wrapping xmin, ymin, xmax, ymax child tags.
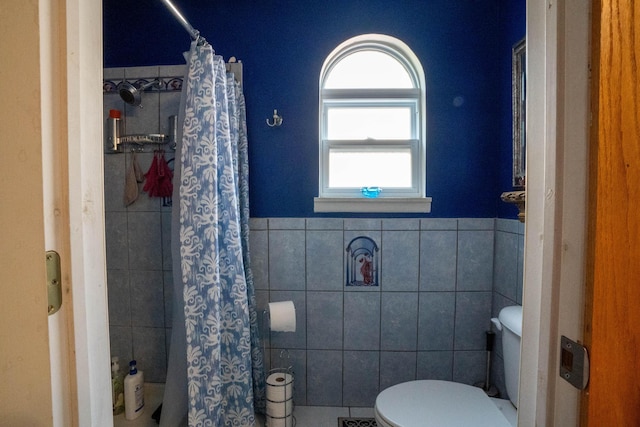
<box><xmin>105</xmin><ymin>112</ymin><xmax>178</xmax><ymax>154</ymax></box>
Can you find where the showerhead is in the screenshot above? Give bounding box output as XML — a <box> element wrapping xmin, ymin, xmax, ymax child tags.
<box><xmin>119</xmin><ymin>80</ymin><xmax>160</xmax><ymax>107</ymax></box>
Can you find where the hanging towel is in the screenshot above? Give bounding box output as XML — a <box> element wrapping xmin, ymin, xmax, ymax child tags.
<box><xmin>123</xmin><ymin>151</ymin><xmax>145</xmax><ymax>206</ymax></box>
<box><xmin>143</xmin><ymin>150</ymin><xmax>174</xmax><ymax>197</ymax></box>
<box><xmin>134</xmin><ymin>152</ymin><xmax>145</xmax><ymax>183</ymax></box>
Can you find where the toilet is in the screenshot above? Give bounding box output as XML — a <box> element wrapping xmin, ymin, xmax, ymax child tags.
<box><xmin>374</xmin><ymin>305</ymin><xmax>522</xmax><ymax>427</ymax></box>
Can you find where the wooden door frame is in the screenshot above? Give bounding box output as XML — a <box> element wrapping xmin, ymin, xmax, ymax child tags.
<box><xmin>521</xmin><ymin>1</ymin><xmax>591</xmax><ymax>425</ymax></box>
<box><xmin>41</xmin><ymin>0</ymin><xmax>77</xmax><ymax>424</ymax></box>
<box><xmin>64</xmin><ymin>0</ymin><xmax>113</xmax><ymax>424</ymax></box>
<box><xmin>581</xmin><ymin>1</ymin><xmax>601</xmax><ymax>424</ymax></box>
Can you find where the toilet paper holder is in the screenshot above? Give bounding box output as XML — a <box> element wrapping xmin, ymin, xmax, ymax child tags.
<box><xmin>262</xmin><ymin>307</ymin><xmax>296</xmax><ymax>426</ymax></box>
<box><xmin>265</xmin><ymin>365</ymin><xmax>295</xmax><ymax>426</ymax></box>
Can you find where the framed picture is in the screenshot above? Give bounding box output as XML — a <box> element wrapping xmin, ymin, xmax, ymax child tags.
<box><xmin>512</xmin><ymin>38</ymin><xmax>526</xmax><ymax>189</ymax></box>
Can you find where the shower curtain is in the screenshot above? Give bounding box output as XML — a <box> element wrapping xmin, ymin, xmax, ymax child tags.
<box><xmin>161</xmin><ymin>38</ymin><xmax>265</xmax><ymax>427</ymax></box>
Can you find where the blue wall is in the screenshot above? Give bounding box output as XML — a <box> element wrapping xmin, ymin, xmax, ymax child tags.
<box><xmin>104</xmin><ymin>0</ymin><xmax>525</xmax><ymax>219</ymax></box>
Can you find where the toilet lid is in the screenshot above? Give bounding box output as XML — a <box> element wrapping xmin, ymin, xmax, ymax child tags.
<box><xmin>375</xmin><ymin>380</ymin><xmax>512</xmax><ymax>427</ymax></box>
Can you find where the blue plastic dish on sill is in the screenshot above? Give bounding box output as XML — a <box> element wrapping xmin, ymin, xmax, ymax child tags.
<box><xmin>361</xmin><ymin>187</ymin><xmax>382</xmax><ymax>198</ymax></box>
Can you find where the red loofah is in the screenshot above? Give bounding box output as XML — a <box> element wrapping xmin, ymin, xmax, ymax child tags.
<box><xmin>143</xmin><ymin>150</ymin><xmax>173</xmax><ymax>197</ymax></box>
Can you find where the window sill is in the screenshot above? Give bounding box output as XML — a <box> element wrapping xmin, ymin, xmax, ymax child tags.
<box><xmin>313</xmin><ymin>197</ymin><xmax>432</xmax><ymax>213</ymax></box>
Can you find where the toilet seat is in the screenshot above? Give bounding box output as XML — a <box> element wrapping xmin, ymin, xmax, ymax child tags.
<box><xmin>374</xmin><ymin>380</ymin><xmax>512</xmax><ymax>427</ymax></box>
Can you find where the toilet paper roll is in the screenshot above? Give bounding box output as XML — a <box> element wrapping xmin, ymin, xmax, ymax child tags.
<box><xmin>268</xmin><ymin>301</ymin><xmax>296</xmax><ymax>332</ymax></box>
<box><xmin>266</xmin><ymin>372</ymin><xmax>294</xmax><ymax>402</ymax></box>
<box><xmin>266</xmin><ymin>414</ymin><xmax>293</xmax><ymax>427</ymax></box>
<box><xmin>266</xmin><ymin>398</ymin><xmax>293</xmax><ymax>418</ymax></box>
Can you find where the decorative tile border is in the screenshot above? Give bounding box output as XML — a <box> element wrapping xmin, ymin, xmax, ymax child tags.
<box><xmin>103</xmin><ymin>76</ymin><xmax>184</xmax><ymax>94</ymax></box>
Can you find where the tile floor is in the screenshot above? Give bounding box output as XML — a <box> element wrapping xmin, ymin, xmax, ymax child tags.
<box><xmin>257</xmin><ymin>406</ymin><xmax>375</xmax><ymax>427</ymax></box>
<box><xmin>113</xmin><ymin>383</ymin><xmax>517</xmax><ymax>427</ymax></box>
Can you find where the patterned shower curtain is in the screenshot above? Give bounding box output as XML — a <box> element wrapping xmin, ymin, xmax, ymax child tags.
<box><xmin>179</xmin><ymin>39</ymin><xmax>265</xmax><ymax>426</ymax></box>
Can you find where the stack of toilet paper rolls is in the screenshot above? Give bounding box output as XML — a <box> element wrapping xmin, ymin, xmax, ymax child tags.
<box><xmin>266</xmin><ymin>371</ymin><xmax>294</xmax><ymax>427</ymax></box>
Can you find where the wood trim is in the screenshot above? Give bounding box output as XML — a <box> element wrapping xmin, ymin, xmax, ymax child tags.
<box><xmin>580</xmin><ymin>0</ymin><xmax>601</xmax><ymax>424</ymax></box>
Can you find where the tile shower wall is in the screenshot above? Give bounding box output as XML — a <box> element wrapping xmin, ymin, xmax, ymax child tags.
<box><xmin>251</xmin><ymin>218</ymin><xmax>525</xmax><ymax>407</ymax></box>
<box><xmin>104</xmin><ymin>65</ymin><xmax>184</xmax><ymax>383</ymax></box>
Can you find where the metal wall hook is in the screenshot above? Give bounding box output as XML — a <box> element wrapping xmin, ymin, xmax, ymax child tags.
<box><xmin>266</xmin><ymin>109</ymin><xmax>283</xmax><ymax>127</ymax></box>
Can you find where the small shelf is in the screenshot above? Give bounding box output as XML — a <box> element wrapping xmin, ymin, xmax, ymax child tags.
<box><xmin>501</xmin><ymin>190</ymin><xmax>526</xmax><ymax>223</ymax></box>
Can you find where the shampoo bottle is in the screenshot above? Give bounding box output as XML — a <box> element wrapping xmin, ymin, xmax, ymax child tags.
<box><xmin>111</xmin><ymin>357</ymin><xmax>125</xmax><ymax>415</ymax></box>
<box><xmin>124</xmin><ymin>360</ymin><xmax>145</xmax><ymax>420</ymax></box>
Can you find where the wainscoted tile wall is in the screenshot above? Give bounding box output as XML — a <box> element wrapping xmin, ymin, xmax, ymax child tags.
<box><xmin>491</xmin><ymin>218</ymin><xmax>525</xmax><ymax>393</ymax></box>
<box><xmin>103</xmin><ymin>68</ymin><xmax>524</xmax><ymax>401</ymax></box>
<box><xmin>251</xmin><ymin>218</ymin><xmax>524</xmax><ymax>407</ymax></box>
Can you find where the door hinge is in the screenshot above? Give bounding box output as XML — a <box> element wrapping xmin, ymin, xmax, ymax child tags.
<box><xmin>560</xmin><ymin>335</ymin><xmax>590</xmax><ymax>389</ymax></box>
<box><xmin>46</xmin><ymin>250</ymin><xmax>62</xmax><ymax>315</ymax></box>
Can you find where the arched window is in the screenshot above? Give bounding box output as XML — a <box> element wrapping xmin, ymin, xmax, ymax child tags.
<box><xmin>315</xmin><ymin>34</ymin><xmax>431</xmax><ymax>213</ymax></box>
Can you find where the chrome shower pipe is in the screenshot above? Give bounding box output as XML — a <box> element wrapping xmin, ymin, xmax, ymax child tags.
<box><xmin>159</xmin><ymin>0</ymin><xmax>200</xmax><ymax>40</ymax></box>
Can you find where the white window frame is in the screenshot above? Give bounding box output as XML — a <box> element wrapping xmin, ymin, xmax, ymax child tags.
<box><xmin>314</xmin><ymin>34</ymin><xmax>431</xmax><ymax>213</ymax></box>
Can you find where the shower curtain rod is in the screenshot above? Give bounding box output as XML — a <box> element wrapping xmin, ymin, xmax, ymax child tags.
<box><xmin>159</xmin><ymin>0</ymin><xmax>201</xmax><ymax>41</ymax></box>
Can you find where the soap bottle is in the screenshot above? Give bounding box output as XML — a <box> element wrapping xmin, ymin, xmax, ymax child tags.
<box><xmin>124</xmin><ymin>360</ymin><xmax>145</xmax><ymax>420</ymax></box>
<box><xmin>111</xmin><ymin>357</ymin><xmax>125</xmax><ymax>415</ymax></box>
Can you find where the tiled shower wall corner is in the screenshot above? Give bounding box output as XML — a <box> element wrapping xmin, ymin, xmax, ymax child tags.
<box><xmin>104</xmin><ymin>65</ymin><xmax>184</xmax><ymax>383</ymax></box>
<box><xmin>251</xmin><ymin>217</ymin><xmax>524</xmax><ymax>407</ymax></box>
<box><xmin>103</xmin><ymin>68</ymin><xmax>524</xmax><ymax>404</ymax></box>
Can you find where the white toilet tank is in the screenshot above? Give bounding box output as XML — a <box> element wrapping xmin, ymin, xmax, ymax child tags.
<box><xmin>498</xmin><ymin>305</ymin><xmax>523</xmax><ymax>408</ymax></box>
